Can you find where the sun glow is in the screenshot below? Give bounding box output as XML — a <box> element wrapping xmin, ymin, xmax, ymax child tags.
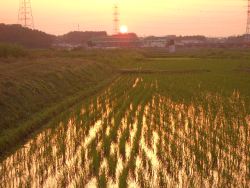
<box><xmin>120</xmin><ymin>25</ymin><xmax>128</xmax><ymax>34</ymax></box>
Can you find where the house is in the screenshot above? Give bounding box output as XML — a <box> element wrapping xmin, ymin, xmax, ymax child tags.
<box><xmin>167</xmin><ymin>39</ymin><xmax>176</xmax><ymax>53</ymax></box>
<box><xmin>143</xmin><ymin>37</ymin><xmax>169</xmax><ymax>48</ymax></box>
<box><xmin>91</xmin><ymin>33</ymin><xmax>141</xmax><ymax>48</ymax></box>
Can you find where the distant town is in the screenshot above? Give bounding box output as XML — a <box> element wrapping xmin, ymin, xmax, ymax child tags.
<box><xmin>0</xmin><ymin>24</ymin><xmax>249</xmax><ymax>52</ymax></box>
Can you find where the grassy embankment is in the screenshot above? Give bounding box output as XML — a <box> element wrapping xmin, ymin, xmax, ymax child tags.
<box><xmin>0</xmin><ymin>45</ymin><xmax>250</xmax><ymax>159</ymax></box>
<box><xmin>0</xmin><ymin>46</ymin><xmax>144</xmax><ymax>157</ymax></box>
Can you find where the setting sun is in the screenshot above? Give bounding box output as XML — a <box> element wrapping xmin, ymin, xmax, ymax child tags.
<box><xmin>120</xmin><ymin>25</ymin><xmax>128</xmax><ymax>34</ymax></box>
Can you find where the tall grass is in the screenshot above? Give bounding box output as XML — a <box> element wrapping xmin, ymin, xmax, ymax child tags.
<box><xmin>0</xmin><ymin>43</ymin><xmax>27</xmax><ymax>58</ymax></box>
<box><xmin>0</xmin><ymin>48</ymin><xmax>249</xmax><ymax>187</ymax></box>
<box><xmin>0</xmin><ymin>73</ymin><xmax>249</xmax><ymax>187</ymax></box>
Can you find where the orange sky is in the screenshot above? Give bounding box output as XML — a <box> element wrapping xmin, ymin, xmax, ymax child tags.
<box><xmin>0</xmin><ymin>0</ymin><xmax>247</xmax><ymax>36</ymax></box>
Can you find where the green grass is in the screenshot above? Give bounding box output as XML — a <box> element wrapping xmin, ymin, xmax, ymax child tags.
<box><xmin>0</xmin><ymin>43</ymin><xmax>27</xmax><ymax>58</ymax></box>
<box><xmin>0</xmin><ymin>47</ymin><xmax>249</xmax><ymax>187</ymax></box>
<box><xmin>0</xmin><ymin>56</ymin><xmax>119</xmax><ymax>157</ymax></box>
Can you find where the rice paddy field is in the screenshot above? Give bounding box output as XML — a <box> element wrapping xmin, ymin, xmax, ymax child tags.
<box><xmin>0</xmin><ymin>48</ymin><xmax>250</xmax><ymax>187</ymax></box>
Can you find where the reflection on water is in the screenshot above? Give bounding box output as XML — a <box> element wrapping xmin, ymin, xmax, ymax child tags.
<box><xmin>0</xmin><ymin>76</ymin><xmax>249</xmax><ymax>187</ymax></box>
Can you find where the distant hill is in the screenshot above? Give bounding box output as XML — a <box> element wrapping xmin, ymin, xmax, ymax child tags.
<box><xmin>177</xmin><ymin>35</ymin><xmax>207</xmax><ymax>41</ymax></box>
<box><xmin>0</xmin><ymin>24</ymin><xmax>55</xmax><ymax>48</ymax></box>
<box><xmin>57</xmin><ymin>31</ymin><xmax>108</xmax><ymax>45</ymax></box>
<box><xmin>0</xmin><ymin>24</ymin><xmax>108</xmax><ymax>48</ymax></box>
<box><xmin>1</xmin><ymin>24</ymin><xmax>248</xmax><ymax>49</ymax></box>
<box><xmin>226</xmin><ymin>35</ymin><xmax>249</xmax><ymax>44</ymax></box>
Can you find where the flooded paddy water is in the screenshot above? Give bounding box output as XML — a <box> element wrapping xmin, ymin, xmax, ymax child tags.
<box><xmin>0</xmin><ymin>75</ymin><xmax>249</xmax><ymax>187</ymax></box>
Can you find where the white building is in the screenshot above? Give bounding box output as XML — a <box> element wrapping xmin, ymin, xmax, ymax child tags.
<box><xmin>143</xmin><ymin>38</ymin><xmax>168</xmax><ymax>48</ymax></box>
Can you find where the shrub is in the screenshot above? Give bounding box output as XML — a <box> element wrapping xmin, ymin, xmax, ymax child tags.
<box><xmin>0</xmin><ymin>43</ymin><xmax>27</xmax><ymax>58</ymax></box>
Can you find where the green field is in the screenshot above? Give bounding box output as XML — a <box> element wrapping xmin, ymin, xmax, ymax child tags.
<box><xmin>0</xmin><ymin>48</ymin><xmax>249</xmax><ymax>187</ymax></box>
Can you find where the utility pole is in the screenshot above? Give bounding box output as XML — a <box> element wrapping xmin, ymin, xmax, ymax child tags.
<box><xmin>246</xmin><ymin>0</ymin><xmax>250</xmax><ymax>35</ymax></box>
<box><xmin>18</xmin><ymin>0</ymin><xmax>34</xmax><ymax>29</ymax></box>
<box><xmin>113</xmin><ymin>4</ymin><xmax>119</xmax><ymax>35</ymax></box>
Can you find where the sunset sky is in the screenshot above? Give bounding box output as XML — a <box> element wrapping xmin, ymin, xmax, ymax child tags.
<box><xmin>0</xmin><ymin>0</ymin><xmax>247</xmax><ymax>36</ymax></box>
